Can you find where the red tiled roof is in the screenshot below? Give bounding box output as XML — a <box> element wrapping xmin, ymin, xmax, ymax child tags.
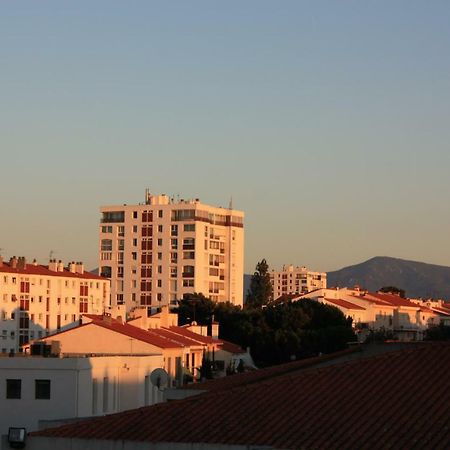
<box><xmin>0</xmin><ymin>262</ymin><xmax>106</xmax><ymax>280</ymax></box>
<box><xmin>166</xmin><ymin>326</ymin><xmax>221</xmax><ymax>346</ymax></box>
<box><xmin>219</xmin><ymin>340</ymin><xmax>245</xmax><ymax>354</ymax></box>
<box><xmin>350</xmin><ymin>294</ymin><xmax>395</xmax><ymax>307</ymax></box>
<box><xmin>41</xmin><ymin>317</ymin><xmax>184</xmax><ymax>349</ymax></box>
<box><xmin>147</xmin><ymin>327</ymin><xmax>204</xmax><ymax>347</ymax></box>
<box><xmin>32</xmin><ymin>343</ymin><xmax>450</xmax><ymax>449</ymax></box>
<box><xmin>369</xmin><ymin>292</ymin><xmax>420</xmax><ymax>308</ymax></box>
<box><xmin>323</xmin><ymin>297</ymin><xmax>366</xmax><ymax>311</ymax></box>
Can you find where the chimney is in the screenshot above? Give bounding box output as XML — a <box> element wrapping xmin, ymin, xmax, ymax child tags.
<box><xmin>17</xmin><ymin>257</ymin><xmax>27</xmax><ymax>270</ymax></box>
<box><xmin>9</xmin><ymin>256</ymin><xmax>18</xmax><ymax>269</ymax></box>
<box><xmin>57</xmin><ymin>260</ymin><xmax>64</xmax><ymax>272</ymax></box>
<box><xmin>48</xmin><ymin>259</ymin><xmax>58</xmax><ymax>272</ymax></box>
<box><xmin>75</xmin><ymin>262</ymin><xmax>84</xmax><ymax>275</ymax></box>
<box><xmin>69</xmin><ymin>262</ymin><xmax>76</xmax><ymax>273</ymax></box>
<box><xmin>32</xmin><ymin>259</ymin><xmax>38</xmax><ymax>266</ymax></box>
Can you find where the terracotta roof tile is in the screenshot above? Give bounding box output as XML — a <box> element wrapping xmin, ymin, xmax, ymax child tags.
<box><xmin>323</xmin><ymin>297</ymin><xmax>366</xmax><ymax>310</ymax></box>
<box><xmin>0</xmin><ymin>262</ymin><xmax>106</xmax><ymax>280</ymax></box>
<box><xmin>32</xmin><ymin>343</ymin><xmax>450</xmax><ymax>449</ymax></box>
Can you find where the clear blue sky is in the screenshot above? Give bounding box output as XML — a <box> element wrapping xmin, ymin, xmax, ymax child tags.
<box><xmin>1</xmin><ymin>1</ymin><xmax>450</xmax><ymax>273</ymax></box>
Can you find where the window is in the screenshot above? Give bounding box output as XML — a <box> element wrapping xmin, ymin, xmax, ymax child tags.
<box><xmin>157</xmin><ymin>279</ymin><xmax>162</xmax><ymax>288</ymax></box>
<box><xmin>158</xmin><ymin>210</ymin><xmax>163</xmax><ymax>218</ymax></box>
<box><xmin>171</xmin><ymin>225</ymin><xmax>178</xmax><ymax>236</ymax></box>
<box><xmin>158</xmin><ymin>225</ymin><xmax>163</xmax><ymax>233</ymax></box>
<box><xmin>133</xmin><ymin>211</ymin><xmax>138</xmax><ymax>219</ymax></box>
<box><xmin>171</xmin><ymin>239</ymin><xmax>178</xmax><ymax>250</ymax></box>
<box><xmin>101</xmin><ymin>225</ymin><xmax>112</xmax><ymax>233</ymax></box>
<box><xmin>101</xmin><ymin>239</ymin><xmax>113</xmax><ymax>251</ymax></box>
<box><xmin>35</xmin><ymin>380</ymin><xmax>51</xmax><ymax>399</ymax></box>
<box><xmin>157</xmin><ymin>238</ymin><xmax>163</xmax><ymax>246</ymax></box>
<box><xmin>184</xmin><ymin>223</ymin><xmax>195</xmax><ymax>232</ymax></box>
<box><xmin>6</xmin><ymin>379</ymin><xmax>21</xmax><ymax>399</ymax></box>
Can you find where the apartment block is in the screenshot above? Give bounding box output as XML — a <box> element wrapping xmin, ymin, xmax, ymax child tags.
<box><xmin>0</xmin><ymin>256</ymin><xmax>110</xmax><ymax>353</ymax></box>
<box><xmin>99</xmin><ymin>190</ymin><xmax>244</xmax><ymax>313</ymax></box>
<box><xmin>270</xmin><ymin>264</ymin><xmax>327</xmax><ymax>299</ymax></box>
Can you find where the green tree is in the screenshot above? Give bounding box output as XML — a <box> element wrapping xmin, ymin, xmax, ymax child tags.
<box><xmin>246</xmin><ymin>259</ymin><xmax>273</xmax><ymax>309</ymax></box>
<box><xmin>379</xmin><ymin>286</ymin><xmax>406</xmax><ymax>298</ymax></box>
<box><xmin>176</xmin><ymin>293</ymin><xmax>215</xmax><ymax>326</ymax></box>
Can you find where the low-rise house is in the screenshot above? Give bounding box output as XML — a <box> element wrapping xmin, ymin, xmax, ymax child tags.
<box><xmin>0</xmin><ymin>352</ymin><xmax>164</xmax><ymax>439</ymax></box>
<box><xmin>297</xmin><ymin>287</ymin><xmax>442</xmax><ymax>341</ymax></box>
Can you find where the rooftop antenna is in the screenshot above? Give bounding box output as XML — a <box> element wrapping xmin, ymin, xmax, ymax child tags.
<box><xmin>49</xmin><ymin>250</ymin><xmax>56</xmax><ymax>261</ymax></box>
<box><xmin>229</xmin><ymin>196</ymin><xmax>233</xmax><ymax>210</ymax></box>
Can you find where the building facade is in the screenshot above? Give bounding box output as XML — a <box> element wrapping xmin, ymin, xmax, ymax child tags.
<box><xmin>270</xmin><ymin>264</ymin><xmax>327</xmax><ymax>299</ymax></box>
<box><xmin>0</xmin><ymin>256</ymin><xmax>110</xmax><ymax>353</ymax></box>
<box><xmin>99</xmin><ymin>191</ymin><xmax>244</xmax><ymax>313</ymax></box>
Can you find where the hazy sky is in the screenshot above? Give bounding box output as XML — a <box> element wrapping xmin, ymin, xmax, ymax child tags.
<box><xmin>1</xmin><ymin>1</ymin><xmax>450</xmax><ymax>273</ymax></box>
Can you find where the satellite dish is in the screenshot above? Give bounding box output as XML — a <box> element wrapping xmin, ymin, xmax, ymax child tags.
<box><xmin>150</xmin><ymin>368</ymin><xmax>169</xmax><ymax>390</ymax></box>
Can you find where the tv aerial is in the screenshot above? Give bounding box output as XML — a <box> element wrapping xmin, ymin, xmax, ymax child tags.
<box><xmin>150</xmin><ymin>368</ymin><xmax>169</xmax><ymax>390</ymax></box>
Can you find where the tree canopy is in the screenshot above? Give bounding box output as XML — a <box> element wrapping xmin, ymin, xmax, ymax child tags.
<box><xmin>177</xmin><ymin>293</ymin><xmax>356</xmax><ymax>367</ymax></box>
<box><xmin>246</xmin><ymin>259</ymin><xmax>273</xmax><ymax>309</ymax></box>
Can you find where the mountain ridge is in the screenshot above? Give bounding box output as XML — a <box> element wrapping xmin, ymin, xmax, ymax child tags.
<box><xmin>327</xmin><ymin>256</ymin><xmax>450</xmax><ymax>299</ymax></box>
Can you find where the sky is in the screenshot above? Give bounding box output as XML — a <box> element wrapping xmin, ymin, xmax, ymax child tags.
<box><xmin>1</xmin><ymin>1</ymin><xmax>450</xmax><ymax>273</ymax></box>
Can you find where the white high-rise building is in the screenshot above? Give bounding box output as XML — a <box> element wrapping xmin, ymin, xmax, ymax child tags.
<box><xmin>99</xmin><ymin>190</ymin><xmax>244</xmax><ymax>313</ymax></box>
<box><xmin>270</xmin><ymin>264</ymin><xmax>327</xmax><ymax>299</ymax></box>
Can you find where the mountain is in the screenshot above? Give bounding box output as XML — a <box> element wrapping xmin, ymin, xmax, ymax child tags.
<box><xmin>327</xmin><ymin>256</ymin><xmax>450</xmax><ymax>299</ymax></box>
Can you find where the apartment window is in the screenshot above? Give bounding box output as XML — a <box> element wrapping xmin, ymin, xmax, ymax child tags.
<box><xmin>157</xmin><ymin>279</ymin><xmax>162</xmax><ymax>288</ymax></box>
<box><xmin>170</xmin><ymin>252</ymin><xmax>178</xmax><ymax>263</ymax></box>
<box><xmin>132</xmin><ymin>252</ymin><xmax>137</xmax><ymax>261</ymax></box>
<box><xmin>133</xmin><ymin>211</ymin><xmax>138</xmax><ymax>219</ymax></box>
<box><xmin>118</xmin><ymin>226</ymin><xmax>125</xmax><ymax>237</ymax></box>
<box><xmin>158</xmin><ymin>225</ymin><xmax>163</xmax><ymax>233</ymax></box>
<box><xmin>183</xmin><ymin>238</ymin><xmax>195</xmax><ymax>250</ymax></box>
<box><xmin>184</xmin><ymin>223</ymin><xmax>195</xmax><ymax>232</ymax></box>
<box><xmin>35</xmin><ymin>380</ymin><xmax>51</xmax><ymax>399</ymax></box>
<box><xmin>157</xmin><ymin>293</ymin><xmax>162</xmax><ymax>302</ymax></box>
<box><xmin>158</xmin><ymin>210</ymin><xmax>163</xmax><ymax>218</ymax></box>
<box><xmin>101</xmin><ymin>239</ymin><xmax>113</xmax><ymax>251</ymax></box>
<box><xmin>118</xmin><ymin>239</ymin><xmax>125</xmax><ymax>250</ymax></box>
<box><xmin>142</xmin><ymin>225</ymin><xmax>153</xmax><ymax>237</ymax></box>
<box><xmin>183</xmin><ymin>251</ymin><xmax>195</xmax><ymax>260</ymax></box>
<box><xmin>171</xmin><ymin>239</ymin><xmax>178</xmax><ymax>250</ymax></box>
<box><xmin>117</xmin><ymin>266</ymin><xmax>124</xmax><ymax>278</ymax></box>
<box><xmin>158</xmin><ymin>266</ymin><xmax>162</xmax><ymax>274</ymax></box>
<box><xmin>101</xmin><ymin>252</ymin><xmax>111</xmax><ymax>261</ymax></box>
<box><xmin>157</xmin><ymin>238</ymin><xmax>163</xmax><ymax>246</ymax></box>
<box><xmin>171</xmin><ymin>225</ymin><xmax>178</xmax><ymax>236</ymax></box>
<box><xmin>141</xmin><ymin>281</ymin><xmax>152</xmax><ymax>292</ymax></box>
<box><xmin>141</xmin><ymin>253</ymin><xmax>152</xmax><ymax>264</ymax></box>
<box><xmin>158</xmin><ymin>252</ymin><xmax>162</xmax><ymax>260</ymax></box>
<box><xmin>6</xmin><ymin>379</ymin><xmax>21</xmax><ymax>399</ymax></box>
<box><xmin>142</xmin><ymin>210</ymin><xmax>153</xmax><ymax>222</ymax></box>
<box><xmin>170</xmin><ymin>267</ymin><xmax>177</xmax><ymax>278</ymax></box>
<box><xmin>183</xmin><ymin>279</ymin><xmax>194</xmax><ymax>287</ymax></box>
<box><xmin>133</xmin><ymin>225</ymin><xmax>138</xmax><ymax>233</ymax></box>
<box><xmin>133</xmin><ymin>238</ymin><xmax>138</xmax><ymax>247</ymax></box>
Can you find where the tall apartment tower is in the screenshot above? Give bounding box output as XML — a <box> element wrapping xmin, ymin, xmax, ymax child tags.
<box><xmin>99</xmin><ymin>191</ymin><xmax>244</xmax><ymax>313</ymax></box>
<box><xmin>270</xmin><ymin>264</ymin><xmax>327</xmax><ymax>300</ymax></box>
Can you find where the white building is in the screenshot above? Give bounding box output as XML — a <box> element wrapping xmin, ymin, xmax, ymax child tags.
<box><xmin>270</xmin><ymin>264</ymin><xmax>326</xmax><ymax>299</ymax></box>
<box><xmin>99</xmin><ymin>190</ymin><xmax>244</xmax><ymax>313</ymax></box>
<box><xmin>297</xmin><ymin>288</ymin><xmax>440</xmax><ymax>341</ymax></box>
<box><xmin>0</xmin><ymin>256</ymin><xmax>110</xmax><ymax>353</ymax></box>
<box><xmin>0</xmin><ymin>353</ymin><xmax>164</xmax><ymax>438</ymax></box>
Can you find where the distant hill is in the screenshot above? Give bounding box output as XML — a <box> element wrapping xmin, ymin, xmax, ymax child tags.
<box><xmin>327</xmin><ymin>256</ymin><xmax>450</xmax><ymax>299</ymax></box>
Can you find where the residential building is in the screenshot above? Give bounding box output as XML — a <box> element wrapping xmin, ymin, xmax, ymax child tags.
<box><xmin>296</xmin><ymin>287</ymin><xmax>442</xmax><ymax>341</ymax></box>
<box><xmin>0</xmin><ymin>353</ymin><xmax>164</xmax><ymax>438</ymax></box>
<box><xmin>27</xmin><ymin>343</ymin><xmax>450</xmax><ymax>449</ymax></box>
<box><xmin>0</xmin><ymin>256</ymin><xmax>110</xmax><ymax>353</ymax></box>
<box><xmin>270</xmin><ymin>264</ymin><xmax>326</xmax><ymax>299</ymax></box>
<box><xmin>99</xmin><ymin>190</ymin><xmax>244</xmax><ymax>313</ymax></box>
